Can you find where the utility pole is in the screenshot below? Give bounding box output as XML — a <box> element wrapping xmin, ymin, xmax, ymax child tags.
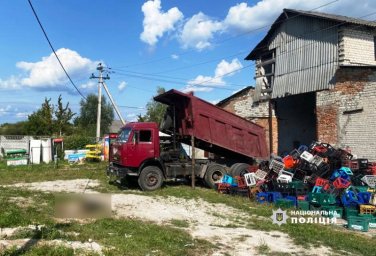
<box><xmin>90</xmin><ymin>63</ymin><xmax>109</xmax><ymax>142</ymax></box>
<box><xmin>102</xmin><ymin>81</ymin><xmax>125</xmax><ymax>125</ymax></box>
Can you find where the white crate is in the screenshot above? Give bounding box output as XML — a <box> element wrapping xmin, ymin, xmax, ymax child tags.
<box><xmin>277</xmin><ymin>170</ymin><xmax>294</xmax><ymax>183</ymax></box>
<box><xmin>269</xmin><ymin>159</ymin><xmax>284</xmax><ymax>173</ymax></box>
<box><xmin>361</xmin><ymin>175</ymin><xmax>376</xmax><ymax>187</ymax></box>
<box><xmin>311</xmin><ymin>155</ymin><xmax>323</xmax><ymax>166</ymax></box>
<box><xmin>300</xmin><ymin>151</ymin><xmax>314</xmax><ymax>162</ymax></box>
<box><xmin>244</xmin><ymin>173</ymin><xmax>257</xmax><ymax>187</ymax></box>
<box><xmin>254</xmin><ymin>169</ymin><xmax>268</xmax><ymax>180</ymax></box>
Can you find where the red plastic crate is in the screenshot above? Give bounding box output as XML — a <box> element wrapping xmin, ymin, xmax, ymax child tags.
<box><xmin>333</xmin><ymin>177</ymin><xmax>351</xmax><ymax>189</ymax></box>
<box><xmin>236</xmin><ymin>176</ymin><xmax>248</xmax><ymax>188</ymax></box>
<box><xmin>315</xmin><ymin>177</ymin><xmax>329</xmax><ymax>187</ymax></box>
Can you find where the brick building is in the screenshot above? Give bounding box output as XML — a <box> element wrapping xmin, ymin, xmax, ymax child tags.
<box><xmin>226</xmin><ymin>9</ymin><xmax>376</xmax><ymax>160</ymax></box>
<box><xmin>217</xmin><ymin>87</ymin><xmax>278</xmax><ymax>154</ymax></box>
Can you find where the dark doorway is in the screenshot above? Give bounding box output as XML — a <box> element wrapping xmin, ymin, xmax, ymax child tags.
<box><xmin>275</xmin><ymin>92</ymin><xmax>316</xmax><ymax>155</ymax></box>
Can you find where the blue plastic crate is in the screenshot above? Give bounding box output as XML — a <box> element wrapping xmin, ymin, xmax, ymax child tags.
<box><xmin>256</xmin><ymin>192</ymin><xmax>269</xmax><ymax>204</ymax></box>
<box><xmin>221</xmin><ymin>175</ymin><xmax>233</xmax><ymax>185</ymax></box>
<box><xmin>267</xmin><ymin>192</ymin><xmax>282</xmax><ymax>203</ymax></box>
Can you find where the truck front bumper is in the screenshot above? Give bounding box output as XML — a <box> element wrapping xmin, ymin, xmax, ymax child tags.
<box><xmin>107</xmin><ymin>163</ymin><xmax>138</xmax><ymax>179</ymax></box>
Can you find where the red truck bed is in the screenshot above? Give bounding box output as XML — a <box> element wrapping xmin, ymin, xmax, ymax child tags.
<box><xmin>154</xmin><ymin>89</ymin><xmax>268</xmax><ymax>160</ymax></box>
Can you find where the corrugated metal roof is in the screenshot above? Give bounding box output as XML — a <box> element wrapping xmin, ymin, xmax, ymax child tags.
<box><xmin>286</xmin><ymin>9</ymin><xmax>376</xmax><ymax>28</ymax></box>
<box><xmin>246</xmin><ymin>9</ymin><xmax>376</xmax><ymax>60</ymax></box>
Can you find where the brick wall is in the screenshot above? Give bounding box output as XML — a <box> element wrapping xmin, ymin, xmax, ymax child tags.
<box><xmin>218</xmin><ymin>89</ymin><xmax>278</xmax><ymax>154</ymax></box>
<box><xmin>339</xmin><ymin>26</ymin><xmax>376</xmax><ymax>66</ymax></box>
<box><xmin>316</xmin><ymin>67</ymin><xmax>376</xmax><ymax>160</ymax></box>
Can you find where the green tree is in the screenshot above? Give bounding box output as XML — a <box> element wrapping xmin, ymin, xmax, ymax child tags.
<box><xmin>141</xmin><ymin>87</ymin><xmax>167</xmax><ymax>125</ymax></box>
<box><xmin>74</xmin><ymin>94</ymin><xmax>114</xmax><ymax>136</ymax></box>
<box><xmin>0</xmin><ymin>121</ymin><xmax>28</xmax><ymax>135</ymax></box>
<box><xmin>26</xmin><ymin>98</ymin><xmax>54</xmax><ymax>135</ymax></box>
<box><xmin>55</xmin><ymin>95</ymin><xmax>75</xmax><ymax>136</ymax></box>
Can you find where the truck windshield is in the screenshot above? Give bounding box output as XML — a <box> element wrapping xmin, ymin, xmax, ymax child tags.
<box><xmin>117</xmin><ymin>128</ymin><xmax>131</xmax><ymax>142</ymax></box>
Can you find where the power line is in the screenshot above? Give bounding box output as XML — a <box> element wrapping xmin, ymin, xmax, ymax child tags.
<box><xmin>113</xmin><ymin>70</ymin><xmax>243</xmax><ymax>91</ymax></box>
<box><xmin>112</xmin><ymin>0</ymin><xmax>340</xmax><ymax>70</ymax></box>
<box><xmin>112</xmin><ymin>69</ymin><xmax>249</xmax><ymax>88</ymax></box>
<box><xmin>213</xmin><ymin>0</ymin><xmax>340</xmax><ymax>45</ymax></box>
<box><xmin>27</xmin><ymin>0</ymin><xmax>87</xmax><ymax>100</ymax></box>
<box><xmin>124</xmin><ymin>9</ymin><xmax>376</xmax><ymax>92</ymax></box>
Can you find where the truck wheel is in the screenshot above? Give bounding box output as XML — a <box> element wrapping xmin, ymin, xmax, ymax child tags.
<box><xmin>205</xmin><ymin>164</ymin><xmax>226</xmax><ymax>189</ymax></box>
<box><xmin>229</xmin><ymin>163</ymin><xmax>241</xmax><ymax>176</ymax></box>
<box><xmin>138</xmin><ymin>166</ymin><xmax>164</xmax><ymax>191</ymax></box>
<box><xmin>231</xmin><ymin>163</ymin><xmax>250</xmax><ymax>177</ymax></box>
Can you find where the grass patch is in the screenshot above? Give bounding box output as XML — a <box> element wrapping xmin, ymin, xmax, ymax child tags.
<box><xmin>170</xmin><ymin>219</ymin><xmax>190</xmax><ymax>228</ymax></box>
<box><xmin>9</xmin><ymin>219</ymin><xmax>213</xmax><ymax>256</ymax></box>
<box><xmin>0</xmin><ymin>161</ymin><xmax>122</xmax><ymax>193</ymax></box>
<box><xmin>0</xmin><ymin>187</ymin><xmax>55</xmax><ymax>227</ymax></box>
<box><xmin>255</xmin><ymin>239</ymin><xmax>270</xmax><ymax>254</ymax></box>
<box><xmin>0</xmin><ymin>161</ymin><xmax>103</xmax><ymax>184</ymax></box>
<box><xmin>146</xmin><ymin>185</ymin><xmax>376</xmax><ymax>256</ymax></box>
<box><xmin>1</xmin><ymin>245</ymin><xmax>78</xmax><ymax>256</ymax></box>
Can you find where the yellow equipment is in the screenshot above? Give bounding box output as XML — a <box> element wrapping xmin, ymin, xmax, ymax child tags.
<box><xmin>85</xmin><ymin>144</ymin><xmax>102</xmax><ymax>161</ymax></box>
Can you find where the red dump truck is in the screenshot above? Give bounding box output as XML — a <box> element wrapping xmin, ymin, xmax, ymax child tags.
<box><xmin>107</xmin><ymin>89</ymin><xmax>268</xmax><ymax>191</ymax></box>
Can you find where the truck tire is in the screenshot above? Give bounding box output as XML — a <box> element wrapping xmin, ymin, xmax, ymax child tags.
<box><xmin>205</xmin><ymin>164</ymin><xmax>226</xmax><ymax>189</ymax></box>
<box><xmin>231</xmin><ymin>163</ymin><xmax>250</xmax><ymax>177</ymax></box>
<box><xmin>138</xmin><ymin>166</ymin><xmax>164</xmax><ymax>191</ymax></box>
<box><xmin>229</xmin><ymin>163</ymin><xmax>241</xmax><ymax>176</ymax></box>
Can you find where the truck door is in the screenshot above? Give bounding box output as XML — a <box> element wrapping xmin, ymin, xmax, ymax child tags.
<box><xmin>126</xmin><ymin>129</ymin><xmax>155</xmax><ymax>168</ymax></box>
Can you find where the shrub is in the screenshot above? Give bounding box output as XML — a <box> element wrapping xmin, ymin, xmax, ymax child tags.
<box><xmin>63</xmin><ymin>135</ymin><xmax>96</xmax><ymax>150</ymax></box>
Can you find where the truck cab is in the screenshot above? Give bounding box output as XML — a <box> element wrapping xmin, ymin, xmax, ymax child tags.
<box><xmin>109</xmin><ymin>122</ymin><xmax>165</xmax><ymax>189</ymax></box>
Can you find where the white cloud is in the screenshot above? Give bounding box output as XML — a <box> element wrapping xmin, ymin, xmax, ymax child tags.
<box><xmin>0</xmin><ymin>105</ymin><xmax>11</xmax><ymax>116</ymax></box>
<box><xmin>182</xmin><ymin>85</ymin><xmax>213</xmax><ymax>93</ymax></box>
<box><xmin>0</xmin><ymin>76</ymin><xmax>21</xmax><ymax>89</ymax></box>
<box><xmin>232</xmin><ymin>86</ymin><xmax>247</xmax><ymax>95</ymax></box>
<box><xmin>223</xmin><ymin>0</ymin><xmax>376</xmax><ymax>33</ymax></box>
<box><xmin>0</xmin><ymin>48</ymin><xmax>98</xmax><ymax>91</ymax></box>
<box><xmin>140</xmin><ymin>0</ymin><xmax>183</xmax><ymax>46</ymax></box>
<box><xmin>179</xmin><ymin>12</ymin><xmax>223</xmax><ymax>50</ymax></box>
<box><xmin>223</xmin><ymin>1</ymin><xmax>317</xmax><ymax>32</ymax></box>
<box><xmin>126</xmin><ymin>113</ymin><xmax>138</xmax><ymax>122</ymax></box>
<box><xmin>183</xmin><ymin>58</ymin><xmax>243</xmax><ymax>92</ymax></box>
<box><xmin>16</xmin><ymin>112</ymin><xmax>30</xmax><ymax>118</ymax></box>
<box><xmin>209</xmin><ymin>99</ymin><xmax>220</xmax><ymax>105</ymax></box>
<box><xmin>176</xmin><ymin>0</ymin><xmax>376</xmax><ymax>50</ymax></box>
<box><xmin>80</xmin><ymin>81</ymin><xmax>97</xmax><ymax>90</ymax></box>
<box><xmin>118</xmin><ymin>81</ymin><xmax>127</xmax><ymax>92</ymax></box>
<box><xmin>215</xmin><ymin>58</ymin><xmax>243</xmax><ymax>77</ymax></box>
<box><xmin>171</xmin><ymin>54</ymin><xmax>179</xmax><ymax>60</ymax></box>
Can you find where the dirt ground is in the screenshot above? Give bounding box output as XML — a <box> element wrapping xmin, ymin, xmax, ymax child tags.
<box><xmin>1</xmin><ymin>179</ymin><xmax>334</xmax><ymax>255</ymax></box>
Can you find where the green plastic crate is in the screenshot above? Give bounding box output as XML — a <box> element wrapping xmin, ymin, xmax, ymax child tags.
<box><xmin>369</xmin><ymin>217</ymin><xmax>376</xmax><ymax>229</ymax></box>
<box><xmin>308</xmin><ymin>193</ymin><xmax>336</xmax><ymax>206</ymax></box>
<box><xmin>290</xmin><ymin>181</ymin><xmax>305</xmax><ymax>189</ymax></box>
<box><xmin>309</xmin><ymin>203</ymin><xmax>322</xmax><ymax>211</ymax></box>
<box><xmin>344</xmin><ymin>207</ymin><xmax>359</xmax><ymax>220</ymax></box>
<box><xmin>297</xmin><ymin>200</ymin><xmax>309</xmax><ymax>211</ymax></box>
<box><xmin>322</xmin><ymin>206</ymin><xmax>343</xmax><ymax>219</ymax></box>
<box><xmin>275</xmin><ymin>199</ymin><xmax>295</xmax><ymax>209</ymax></box>
<box><xmin>358</xmin><ymin>214</ymin><xmax>376</xmax><ymax>229</ymax></box>
<box><xmin>353</xmin><ymin>186</ymin><xmax>369</xmax><ymax>192</ymax></box>
<box><xmin>347</xmin><ymin>216</ymin><xmax>370</xmax><ymax>232</ymax></box>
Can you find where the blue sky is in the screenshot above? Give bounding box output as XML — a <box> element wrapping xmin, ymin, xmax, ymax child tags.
<box><xmin>1</xmin><ymin>0</ymin><xmax>376</xmax><ymax>124</ymax></box>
